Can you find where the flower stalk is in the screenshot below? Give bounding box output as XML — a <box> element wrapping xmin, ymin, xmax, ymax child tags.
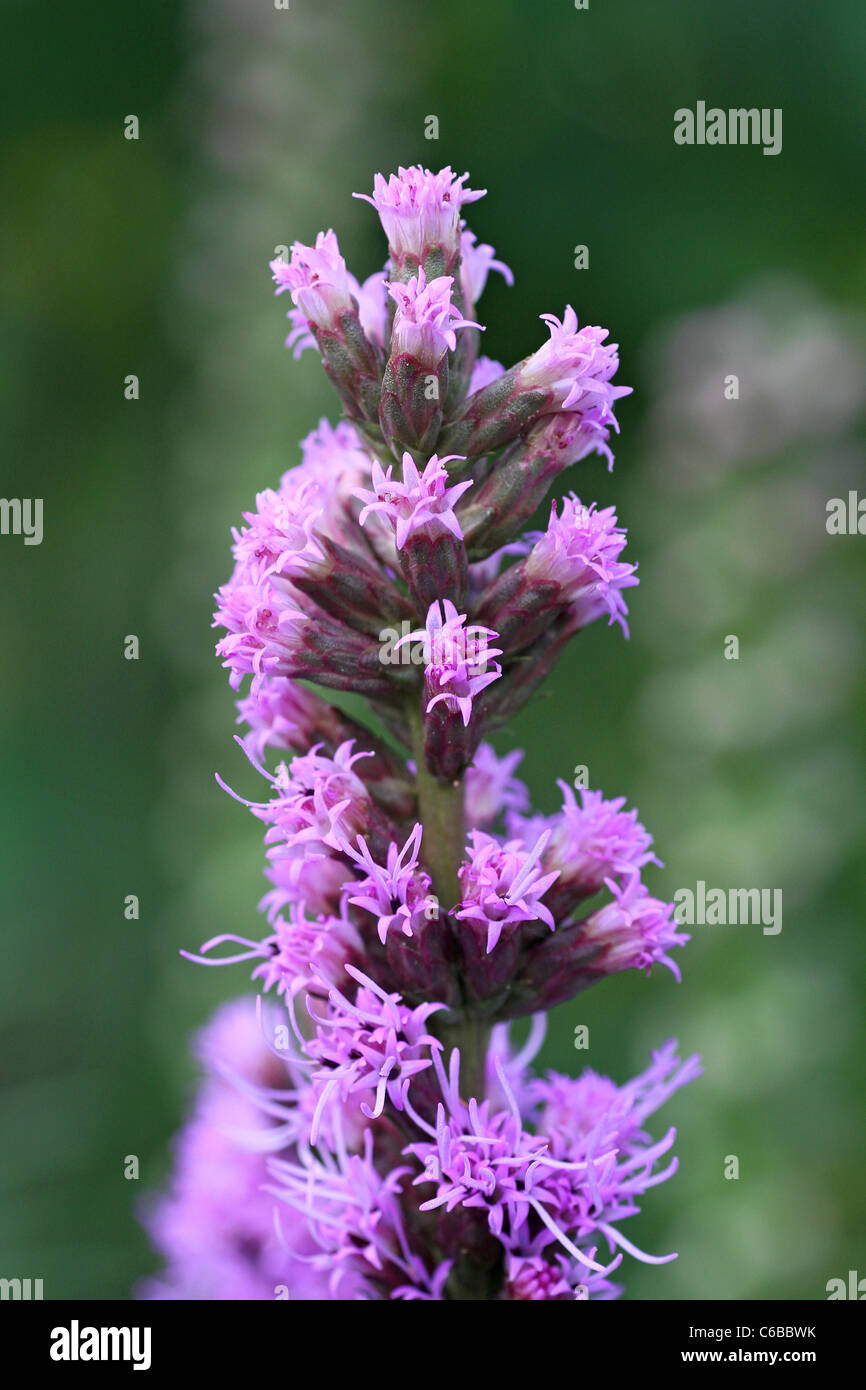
<box><xmin>144</xmin><ymin>165</ymin><xmax>699</xmax><ymax>1303</ymax></box>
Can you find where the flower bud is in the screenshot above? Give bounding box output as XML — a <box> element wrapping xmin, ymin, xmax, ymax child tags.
<box><xmin>271</xmin><ymin>232</ymin><xmax>382</xmax><ymax>423</ymax></box>
<box><xmin>502</xmin><ymin>874</ymin><xmax>688</xmax><ymax>1018</ymax></box>
<box><xmin>398</xmin><ymin>601</ymin><xmax>502</xmax><ymax>779</ymax></box>
<box><xmin>354</xmin><ymin>165</ymin><xmax>485</xmax><ymax>280</ymax></box>
<box><xmin>440</xmin><ymin>307</ymin><xmax>630</xmax><ymax>459</ymax></box>
<box><xmin>475</xmin><ymin>496</ymin><xmax>637</xmax><ymax>654</ymax></box>
<box><xmin>458</xmin><ymin>409</ymin><xmax>616</xmax><ymax>559</ymax></box>
<box><xmin>380</xmin><ymin>272</ymin><xmax>480</xmax><ymax>453</ymax></box>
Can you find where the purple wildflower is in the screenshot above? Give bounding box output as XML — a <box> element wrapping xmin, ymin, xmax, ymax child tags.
<box><xmin>577</xmin><ymin>872</ymin><xmax>690</xmax><ymax>981</ymax></box>
<box><xmin>465</xmin><ymin>743</ymin><xmax>530</xmax><ymax>830</ymax></box>
<box><xmin>254</xmin><ymin>905</ymin><xmax>362</xmax><ymax>1002</ymax></box>
<box><xmin>524</xmin><ymin>403</ymin><xmax>621</xmax><ymax>472</ymax></box>
<box><xmin>268</xmin><ymin>1126</ymin><xmax>448</xmax><ymax>1299</ymax></box>
<box><xmin>355</xmin><ymin>165</ymin><xmax>485</xmax><ymax>270</ymax></box>
<box><xmin>524</xmin><ymin>494</ymin><xmax>638</xmax><ymax>635</ymax></box>
<box><xmin>181</xmin><ymin>903</ymin><xmax>361</xmax><ymax>1009</ymax></box>
<box><xmin>304</xmin><ymin>966</ymin><xmax>445</xmax><ymax>1141</ymax></box>
<box><xmin>408</xmin><ymin>1098</ymin><xmax>558</xmax><ymax>1239</ymax></box>
<box><xmin>213</xmin><ymin>420</ymin><xmax>375</xmax><ymax>692</ymax></box>
<box><xmin>355</xmin><ymin>453</ymin><xmax>472</xmax><ymax>550</ymax></box>
<box><xmin>387</xmin><ymin>270</ymin><xmax>480</xmax><ymax>369</ymax></box>
<box><xmin>341</xmin><ymin>823</ymin><xmax>435</xmax><ymax>944</ymax></box>
<box><xmin>517</xmin><ymin>306</ymin><xmax>632</xmax><ymax>419</ymax></box>
<box><xmin>236</xmin><ymin>677</ymin><xmax>323</xmax><ymax>761</ymax></box>
<box><xmin>270</xmin><ymin>230</ymin><xmax>355</xmax><ymax>334</ymax></box>
<box><xmin>511</xmin><ymin>781</ymin><xmax>660</xmax><ymax>908</ymax></box>
<box><xmin>518</xmin><ymin>1043</ymin><xmax>702</xmax><ymax>1268</ymax></box>
<box><xmin>146</xmin><ymin>164</ymin><xmax>699</xmax><ymax>1303</ymax></box>
<box><xmin>456</xmin><ymin>829</ymin><xmax>560</xmax><ymax>952</ymax></box>
<box><xmin>283</xmin><ymin>268</ymin><xmax>388</xmax><ymax>359</ymax></box>
<box><xmin>260</xmin><ymin>852</ymin><xmax>353</xmax><ymax>922</ymax></box>
<box><xmin>532</xmin><ymin>1040</ymin><xmax>703</xmax><ymax>1160</ymax></box>
<box><xmin>251</xmin><ymin>740</ymin><xmax>375</xmax><ymax>871</ymax></box>
<box><xmin>400</xmin><ymin>598</ymin><xmax>502</xmax><ymax>728</ymax></box>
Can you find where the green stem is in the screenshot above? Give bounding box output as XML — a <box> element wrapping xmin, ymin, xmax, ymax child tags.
<box><xmin>448</xmin><ymin>1012</ymin><xmax>491</xmax><ymax>1102</ymax></box>
<box><xmin>408</xmin><ymin>697</ymin><xmax>496</xmax><ymax>1298</ymax></box>
<box><xmin>408</xmin><ymin>698</ymin><xmax>465</xmax><ymax>907</ymax></box>
<box><xmin>408</xmin><ymin>697</ymin><xmax>491</xmax><ymax>1101</ymax></box>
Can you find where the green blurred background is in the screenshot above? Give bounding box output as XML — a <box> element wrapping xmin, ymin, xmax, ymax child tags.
<box><xmin>1</xmin><ymin>0</ymin><xmax>864</xmax><ymax>1300</ymax></box>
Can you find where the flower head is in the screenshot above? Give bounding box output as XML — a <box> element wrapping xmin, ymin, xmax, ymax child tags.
<box><xmin>341</xmin><ymin>824</ymin><xmax>435</xmax><ymax>944</ymax></box>
<box><xmin>271</xmin><ymin>230</ymin><xmax>355</xmax><ymax>332</ymax></box>
<box><xmin>283</xmin><ymin>267</ymin><xmax>387</xmax><ymax>359</ymax></box>
<box><xmin>253</xmin><ymin>739</ymin><xmax>374</xmax><ymax>873</ymax></box>
<box><xmin>252</xmin><ymin>903</ymin><xmax>362</xmax><ymax>1002</ymax></box>
<box><xmin>457</xmin><ymin>829</ymin><xmax>560</xmax><ymax>952</ymax></box>
<box><xmin>260</xmin><ymin>851</ymin><xmax>352</xmax><ymax>922</ymax></box>
<box><xmin>513</xmin><ymin>782</ymin><xmax>659</xmax><ymax>903</ymax></box>
<box><xmin>356</xmin><ymin>453</ymin><xmax>471</xmax><ymax>549</ymax></box>
<box><xmin>236</xmin><ymin>677</ymin><xmax>322</xmax><ymax>761</ymax></box>
<box><xmin>355</xmin><ymin>165</ymin><xmax>485</xmax><ymax>267</ymax></box>
<box><xmin>514</xmin><ymin>1043</ymin><xmax>702</xmax><ymax>1269</ymax></box>
<box><xmin>408</xmin><ymin>1099</ymin><xmax>552</xmax><ymax>1238</ymax></box>
<box><xmin>465</xmin><ymin>744</ymin><xmax>530</xmax><ymax>830</ymax></box>
<box><xmin>304</xmin><ymin>967</ymin><xmax>445</xmax><ymax>1138</ymax></box>
<box><xmin>525</xmin><ymin>404</ymin><xmax>621</xmax><ymax>472</ymax></box>
<box><xmin>399</xmin><ymin>599</ymin><xmax>502</xmax><ymax>728</ymax></box>
<box><xmin>578</xmin><ymin>872</ymin><xmax>690</xmax><ymax>981</ymax></box>
<box><xmin>387</xmin><ymin>270</ymin><xmax>480</xmax><ymax>368</ymax></box>
<box><xmin>213</xmin><ymin>420</ymin><xmax>372</xmax><ymax>691</ymax></box>
<box><xmin>518</xmin><ymin>307</ymin><xmax>631</xmax><ymax>418</ymax></box>
<box><xmin>268</xmin><ymin>1127</ymin><xmax>446</xmax><ymax>1299</ymax></box>
<box><xmin>524</xmin><ymin>494</ymin><xmax>638</xmax><ymax>635</ymax></box>
<box><xmin>533</xmin><ymin>1040</ymin><xmax>703</xmax><ymax>1163</ymax></box>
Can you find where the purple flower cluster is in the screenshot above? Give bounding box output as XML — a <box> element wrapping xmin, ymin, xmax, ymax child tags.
<box><xmin>137</xmin><ymin>999</ymin><xmax>336</xmax><ymax>1300</ymax></box>
<box><xmin>144</xmin><ymin>166</ymin><xmax>698</xmax><ymax>1301</ymax></box>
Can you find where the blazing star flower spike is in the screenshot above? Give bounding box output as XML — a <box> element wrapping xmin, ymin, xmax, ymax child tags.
<box><xmin>146</xmin><ymin>164</ymin><xmax>699</xmax><ymax>1303</ymax></box>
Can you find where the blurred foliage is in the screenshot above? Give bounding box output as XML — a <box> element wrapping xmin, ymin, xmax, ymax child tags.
<box><xmin>0</xmin><ymin>0</ymin><xmax>863</xmax><ymax>1299</ymax></box>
